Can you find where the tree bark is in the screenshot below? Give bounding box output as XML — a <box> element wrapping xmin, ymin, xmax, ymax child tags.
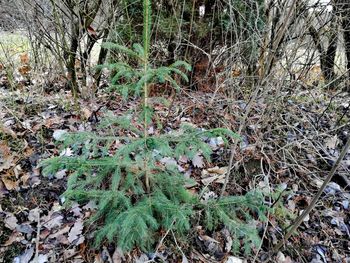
<box><xmin>67</xmin><ymin>21</ymin><xmax>79</xmax><ymax>95</ymax></box>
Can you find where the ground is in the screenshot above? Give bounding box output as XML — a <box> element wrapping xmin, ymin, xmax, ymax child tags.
<box><xmin>1</xmin><ymin>70</ymin><xmax>350</xmax><ymax>263</ymax></box>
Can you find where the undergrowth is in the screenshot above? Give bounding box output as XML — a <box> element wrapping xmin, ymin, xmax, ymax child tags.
<box><xmin>40</xmin><ymin>0</ymin><xmax>269</xmax><ymax>255</ymax></box>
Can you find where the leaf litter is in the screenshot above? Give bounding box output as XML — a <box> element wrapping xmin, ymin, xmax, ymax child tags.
<box><xmin>0</xmin><ymin>74</ymin><xmax>350</xmax><ymax>262</ymax></box>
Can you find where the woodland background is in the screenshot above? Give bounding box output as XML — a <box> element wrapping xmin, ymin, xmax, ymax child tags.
<box><xmin>0</xmin><ymin>0</ymin><xmax>350</xmax><ymax>262</ymax></box>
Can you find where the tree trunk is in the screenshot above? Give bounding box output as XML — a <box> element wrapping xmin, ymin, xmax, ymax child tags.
<box><xmin>67</xmin><ymin>21</ymin><xmax>79</xmax><ymax>95</ymax></box>
<box><xmin>322</xmin><ymin>28</ymin><xmax>337</xmax><ymax>82</ymax></box>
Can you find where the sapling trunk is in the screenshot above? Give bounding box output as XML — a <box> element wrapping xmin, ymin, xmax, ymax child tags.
<box><xmin>142</xmin><ymin>0</ymin><xmax>151</xmax><ymax>193</ymax></box>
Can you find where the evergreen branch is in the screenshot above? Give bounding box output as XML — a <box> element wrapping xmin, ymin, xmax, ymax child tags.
<box><xmin>102</xmin><ymin>42</ymin><xmax>142</xmax><ymax>60</ymax></box>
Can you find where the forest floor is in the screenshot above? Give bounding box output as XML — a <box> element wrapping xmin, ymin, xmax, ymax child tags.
<box><xmin>1</xmin><ymin>64</ymin><xmax>350</xmax><ymax>262</ymax></box>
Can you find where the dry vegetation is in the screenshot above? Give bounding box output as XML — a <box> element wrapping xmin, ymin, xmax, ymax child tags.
<box><xmin>1</xmin><ymin>0</ymin><xmax>350</xmax><ymax>262</ymax></box>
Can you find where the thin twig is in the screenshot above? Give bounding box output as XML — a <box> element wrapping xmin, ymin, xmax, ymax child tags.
<box><xmin>273</xmin><ymin>135</ymin><xmax>350</xmax><ymax>253</ymax></box>
<box><xmin>144</xmin><ymin>221</ymin><xmax>175</xmax><ymax>263</ymax></box>
<box><xmin>252</xmin><ymin>156</ymin><xmax>271</xmax><ymax>263</ymax></box>
<box><xmin>171</xmin><ymin>229</ymin><xmax>187</xmax><ymax>260</ymax></box>
<box><xmin>34</xmin><ymin>211</ymin><xmax>41</xmax><ymax>263</ymax></box>
<box><xmin>220</xmin><ymin>85</ymin><xmax>260</xmax><ymax>197</ymax></box>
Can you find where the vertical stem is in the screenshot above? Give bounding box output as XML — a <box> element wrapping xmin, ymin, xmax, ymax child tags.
<box><xmin>185</xmin><ymin>0</ymin><xmax>196</xmax><ymax>60</ymax></box>
<box><xmin>143</xmin><ymin>0</ymin><xmax>151</xmax><ymax>193</ymax></box>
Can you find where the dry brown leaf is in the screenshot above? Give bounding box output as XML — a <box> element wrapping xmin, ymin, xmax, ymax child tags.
<box><xmin>204</xmin><ymin>166</ymin><xmax>228</xmax><ymax>175</ymax></box>
<box><xmin>48</xmin><ymin>225</ymin><xmax>70</xmax><ymax>241</ymax></box>
<box><xmin>4</xmin><ymin>231</ymin><xmax>24</xmax><ymax>246</ymax></box>
<box><xmin>44</xmin><ymin>117</ymin><xmax>63</xmax><ymax>128</ymax></box>
<box><xmin>0</xmin><ymin>126</ymin><xmax>17</xmax><ymax>138</ymax></box>
<box><xmin>201</xmin><ymin>174</ymin><xmax>225</xmax><ymax>185</ymax></box>
<box><xmin>81</xmin><ymin>107</ymin><xmax>92</xmax><ymax>120</ymax></box>
<box><xmin>18</xmin><ymin>65</ymin><xmax>31</xmax><ymax>76</ymax></box>
<box><xmin>201</xmin><ymin>166</ymin><xmax>227</xmax><ymax>185</ymax></box>
<box><xmin>20</xmin><ymin>53</ymin><xmax>30</xmax><ymax>64</ymax></box>
<box><xmin>2</xmin><ymin>175</ymin><xmax>19</xmax><ymax>190</ymax></box>
<box><xmin>0</xmin><ymin>143</ymin><xmax>15</xmax><ymax>172</ymax></box>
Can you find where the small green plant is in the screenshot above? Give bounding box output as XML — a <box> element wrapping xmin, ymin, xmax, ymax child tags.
<box><xmin>41</xmin><ymin>0</ymin><xmax>268</xmax><ymax>254</ymax></box>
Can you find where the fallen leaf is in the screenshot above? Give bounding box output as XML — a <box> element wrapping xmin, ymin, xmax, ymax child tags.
<box><xmin>30</xmin><ymin>254</ymin><xmax>48</xmax><ymax>263</ymax></box>
<box><xmin>83</xmin><ymin>200</ymin><xmax>97</xmax><ymax>210</ymax></box>
<box><xmin>20</xmin><ymin>53</ymin><xmax>30</xmax><ymax>64</ymax></box>
<box><xmin>55</xmin><ymin>169</ymin><xmax>67</xmax><ymax>179</ymax></box>
<box><xmin>5</xmin><ymin>232</ymin><xmax>24</xmax><ymax>246</ymax></box>
<box><xmin>201</xmin><ymin>175</ymin><xmax>225</xmax><ymax>185</ymax></box>
<box><xmin>53</xmin><ymin>130</ymin><xmax>67</xmax><ymax>141</ymax></box>
<box><xmin>43</xmin><ymin>214</ymin><xmax>63</xmax><ymax>230</ymax></box>
<box><xmin>160</xmin><ymin>157</ymin><xmax>177</xmax><ymax>167</ymax></box>
<box><xmin>81</xmin><ymin>107</ymin><xmax>92</xmax><ymax>120</ymax></box>
<box><xmin>2</xmin><ymin>175</ymin><xmax>19</xmax><ymax>190</ymax></box>
<box><xmin>70</xmin><ymin>202</ymin><xmax>82</xmax><ymax>217</ymax></box>
<box><xmin>276</xmin><ymin>251</ymin><xmax>292</xmax><ymax>263</ymax></box>
<box><xmin>47</xmin><ymin>225</ymin><xmax>70</xmax><ymax>241</ymax></box>
<box><xmin>15</xmin><ymin>246</ymin><xmax>34</xmax><ymax>263</ymax></box>
<box><xmin>68</xmin><ymin>219</ymin><xmax>84</xmax><ymax>243</ymax></box>
<box><xmin>112</xmin><ymin>248</ymin><xmax>125</xmax><ymax>263</ymax></box>
<box><xmin>202</xmin><ymin>166</ymin><xmax>228</xmax><ymax>176</ymax></box>
<box><xmin>226</xmin><ymin>256</ymin><xmax>245</xmax><ymax>263</ymax></box>
<box><xmin>28</xmin><ymin>208</ymin><xmax>41</xmax><ymax>222</ymax></box>
<box><xmin>18</xmin><ymin>65</ymin><xmax>31</xmax><ymax>76</ymax></box>
<box><xmin>5</xmin><ymin>213</ymin><xmax>18</xmax><ymax>230</ymax></box>
<box><xmin>16</xmin><ymin>223</ymin><xmax>34</xmax><ymax>234</ymax></box>
<box><xmin>182</xmin><ymin>255</ymin><xmax>189</xmax><ymax>263</ymax></box>
<box><xmin>325</xmin><ymin>135</ymin><xmax>338</xmax><ymax>150</ymax></box>
<box><xmin>192</xmin><ymin>152</ymin><xmax>204</xmax><ymax>168</ymax></box>
<box><xmin>0</xmin><ymin>143</ymin><xmax>15</xmax><ymax>172</ymax></box>
<box><xmin>178</xmin><ymin>155</ymin><xmax>188</xmax><ymax>163</ymax></box>
<box><xmin>60</xmin><ymin>148</ymin><xmax>73</xmax><ymax>157</ymax></box>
